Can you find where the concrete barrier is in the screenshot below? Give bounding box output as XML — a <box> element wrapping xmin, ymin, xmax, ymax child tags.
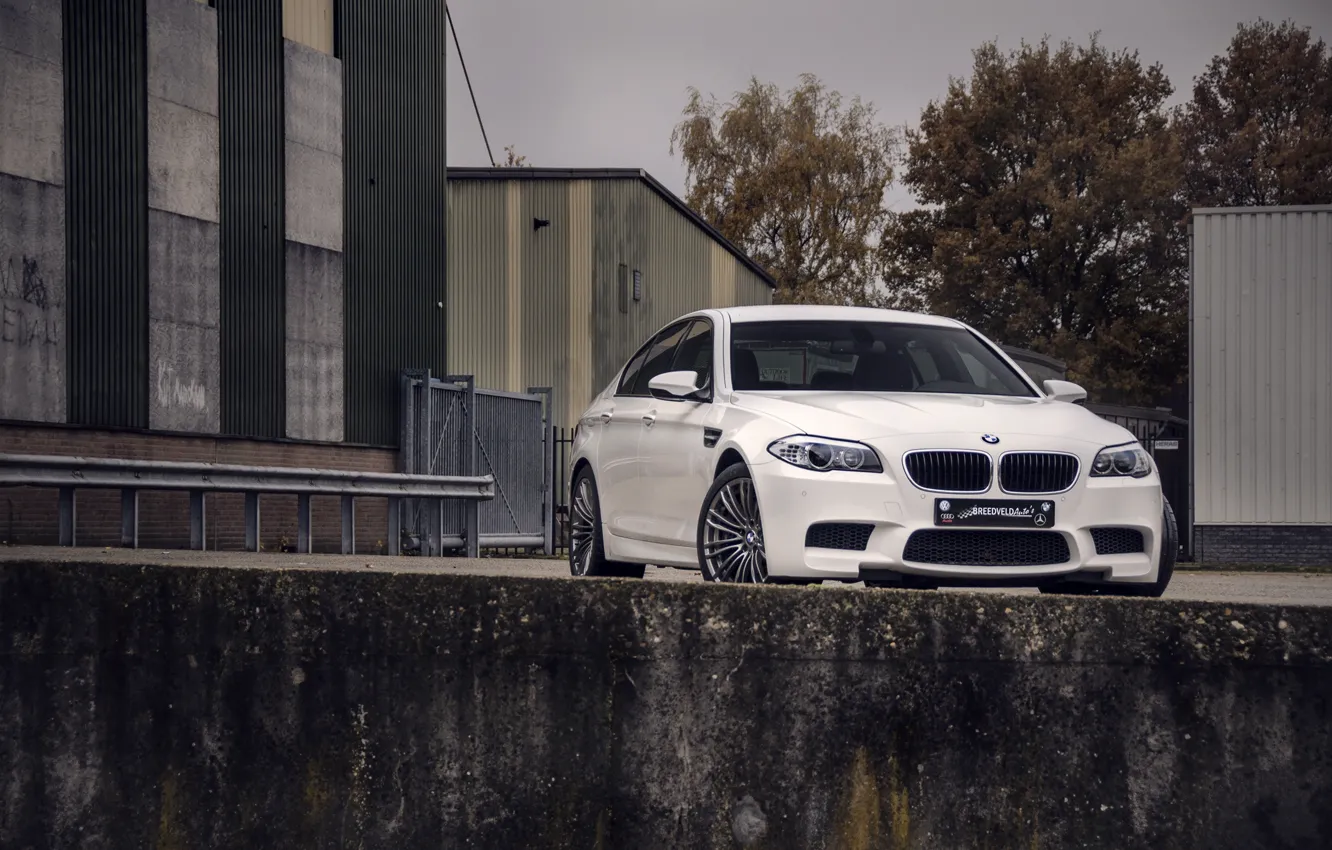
<box><xmin>2</xmin><ymin>559</ymin><xmax>1330</xmax><ymax>849</ymax></box>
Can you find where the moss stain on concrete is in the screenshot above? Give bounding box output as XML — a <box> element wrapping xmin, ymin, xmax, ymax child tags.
<box><xmin>156</xmin><ymin>769</ymin><xmax>186</xmax><ymax>850</ymax></box>
<box><xmin>886</xmin><ymin>754</ymin><xmax>910</xmax><ymax>850</ymax></box>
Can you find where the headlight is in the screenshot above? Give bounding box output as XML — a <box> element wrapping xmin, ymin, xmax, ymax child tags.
<box><xmin>767</xmin><ymin>435</ymin><xmax>883</xmax><ymax>473</ymax></box>
<box><xmin>1090</xmin><ymin>442</ymin><xmax>1152</xmax><ymax>478</ymax></box>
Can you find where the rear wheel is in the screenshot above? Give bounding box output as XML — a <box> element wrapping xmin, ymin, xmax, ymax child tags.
<box><xmin>568</xmin><ymin>468</ymin><xmax>646</xmax><ymax>579</ymax></box>
<box><xmin>697</xmin><ymin>463</ymin><xmax>768</xmax><ymax>583</ymax></box>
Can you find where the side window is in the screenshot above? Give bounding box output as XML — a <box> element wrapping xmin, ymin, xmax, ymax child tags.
<box><xmin>670</xmin><ymin>320</ymin><xmax>713</xmax><ymax>393</ymax></box>
<box><xmin>630</xmin><ymin>322</ymin><xmax>691</xmax><ymax>396</ymax></box>
<box><xmin>616</xmin><ymin>344</ymin><xmax>651</xmax><ymax>396</ymax></box>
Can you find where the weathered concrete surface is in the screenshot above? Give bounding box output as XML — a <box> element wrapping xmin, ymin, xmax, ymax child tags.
<box><xmin>0</xmin><ymin>173</ymin><xmax>65</xmax><ymax>423</ymax></box>
<box><xmin>2</xmin><ymin>559</ymin><xmax>1330</xmax><ymax>849</ymax></box>
<box><xmin>285</xmin><ymin>241</ymin><xmax>344</xmax><ymax>442</ymax></box>
<box><xmin>282</xmin><ymin>38</ymin><xmax>344</xmax><ymax>442</ymax></box>
<box><xmin>146</xmin><ymin>0</ymin><xmax>219</xmax><ymax>223</ymax></box>
<box><xmin>0</xmin><ymin>0</ymin><xmax>65</xmax><ymax>425</ymax></box>
<box><xmin>146</xmin><ymin>0</ymin><xmax>220</xmax><ymax>434</ymax></box>
<box><xmin>4</xmin><ymin>545</ymin><xmax>1332</xmax><ymax>607</ymax></box>
<box><xmin>148</xmin><ymin>210</ymin><xmax>221</xmax><ymax>433</ymax></box>
<box><xmin>284</xmin><ymin>38</ymin><xmax>343</xmax><ymax>253</ymax></box>
<box><xmin>0</xmin><ymin>0</ymin><xmax>63</xmax><ymax>187</ymax></box>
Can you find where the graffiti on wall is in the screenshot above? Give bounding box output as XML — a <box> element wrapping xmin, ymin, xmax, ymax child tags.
<box><xmin>155</xmin><ymin>359</ymin><xmax>209</xmax><ymax>413</ymax></box>
<box><xmin>0</xmin><ymin>254</ymin><xmax>60</xmax><ymax>349</ymax></box>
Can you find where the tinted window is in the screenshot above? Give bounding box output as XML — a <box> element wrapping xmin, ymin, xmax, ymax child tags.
<box><xmin>629</xmin><ymin>322</ymin><xmax>691</xmax><ymax>396</ymax></box>
<box><xmin>730</xmin><ymin>320</ymin><xmax>1035</xmax><ymax>397</ymax></box>
<box><xmin>616</xmin><ymin>344</ymin><xmax>651</xmax><ymax>396</ymax></box>
<box><xmin>671</xmin><ymin>320</ymin><xmax>714</xmax><ymax>393</ymax></box>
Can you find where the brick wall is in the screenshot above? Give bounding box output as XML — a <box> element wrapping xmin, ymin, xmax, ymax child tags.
<box><xmin>1196</xmin><ymin>525</ymin><xmax>1332</xmax><ymax>568</ymax></box>
<box><xmin>0</xmin><ymin>424</ymin><xmax>397</xmax><ymax>554</ymax></box>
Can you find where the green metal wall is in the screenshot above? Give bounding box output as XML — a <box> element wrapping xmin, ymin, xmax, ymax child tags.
<box><xmin>63</xmin><ymin>0</ymin><xmax>150</xmax><ymax>428</ymax></box>
<box><xmin>341</xmin><ymin>0</ymin><xmax>449</xmax><ymax>446</ymax></box>
<box><xmin>218</xmin><ymin>0</ymin><xmax>286</xmax><ymax>438</ymax></box>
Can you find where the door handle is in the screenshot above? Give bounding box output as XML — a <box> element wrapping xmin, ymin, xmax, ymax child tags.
<box><xmin>600</xmin><ymin>412</ymin><xmax>612</xmax><ymax>425</ymax></box>
<box><xmin>642</xmin><ymin>412</ymin><xmax>657</xmax><ymax>427</ymax></box>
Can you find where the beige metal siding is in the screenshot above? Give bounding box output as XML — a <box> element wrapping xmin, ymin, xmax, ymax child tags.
<box><xmin>733</xmin><ymin>260</ymin><xmax>773</xmax><ymax>307</ymax></box>
<box><xmin>1192</xmin><ymin>206</ymin><xmax>1332</xmax><ymax>526</ymax></box>
<box><xmin>589</xmin><ymin>179</ymin><xmax>772</xmax><ymax>396</ymax></box>
<box><xmin>566</xmin><ymin>181</ymin><xmax>594</xmax><ymax>425</ymax></box>
<box><xmin>446</xmin><ymin>182</ymin><xmax>508</xmax><ymax>390</ymax></box>
<box><xmin>283</xmin><ymin>0</ymin><xmax>334</xmax><ymax>55</ymax></box>
<box><xmin>447</xmin><ymin>176</ymin><xmax>774</xmax><ymax>428</ymax></box>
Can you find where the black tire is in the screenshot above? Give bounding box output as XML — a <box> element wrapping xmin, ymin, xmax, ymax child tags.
<box><xmin>568</xmin><ymin>467</ymin><xmax>646</xmax><ymax>579</ymax></box>
<box><xmin>696</xmin><ymin>463</ymin><xmax>769</xmax><ymax>583</ymax></box>
<box><xmin>1039</xmin><ymin>497</ymin><xmax>1178</xmax><ymax>597</ymax></box>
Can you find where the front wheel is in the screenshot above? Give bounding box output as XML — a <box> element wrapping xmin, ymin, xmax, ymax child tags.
<box><xmin>569</xmin><ymin>468</ymin><xmax>646</xmax><ymax>579</ymax></box>
<box><xmin>696</xmin><ymin>463</ymin><xmax>769</xmax><ymax>583</ymax></box>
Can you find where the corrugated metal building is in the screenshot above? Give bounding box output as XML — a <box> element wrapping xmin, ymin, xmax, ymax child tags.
<box><xmin>1191</xmin><ymin>204</ymin><xmax>1332</xmax><ymax>565</ymax></box>
<box><xmin>447</xmin><ymin>169</ymin><xmax>775</xmax><ymax>427</ymax></box>
<box><xmin>0</xmin><ymin>2</ymin><xmax>777</xmax><ymax>550</ymax></box>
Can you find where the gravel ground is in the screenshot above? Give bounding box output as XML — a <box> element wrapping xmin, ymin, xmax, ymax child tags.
<box><xmin>3</xmin><ymin>545</ymin><xmax>1331</xmax><ymax>607</ymax></box>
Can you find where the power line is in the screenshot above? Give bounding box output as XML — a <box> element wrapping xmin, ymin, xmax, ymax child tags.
<box><xmin>446</xmin><ymin>4</ymin><xmax>494</xmax><ymax>167</ymax></box>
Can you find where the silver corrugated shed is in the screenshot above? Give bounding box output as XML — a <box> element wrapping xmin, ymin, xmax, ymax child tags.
<box><xmin>446</xmin><ymin>169</ymin><xmax>775</xmax><ymax>427</ymax></box>
<box><xmin>1192</xmin><ymin>205</ymin><xmax>1332</xmax><ymax>526</ymax></box>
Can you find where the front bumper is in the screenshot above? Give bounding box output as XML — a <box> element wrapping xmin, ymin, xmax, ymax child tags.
<box><xmin>751</xmin><ymin>449</ymin><xmax>1164</xmax><ymax>585</ymax></box>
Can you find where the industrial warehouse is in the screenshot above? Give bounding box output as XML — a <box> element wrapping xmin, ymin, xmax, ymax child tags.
<box><xmin>1</xmin><ymin>0</ymin><xmax>1329</xmax><ymax>568</ymax></box>
<box><xmin>0</xmin><ymin>0</ymin><xmax>771</xmax><ymax>552</ymax></box>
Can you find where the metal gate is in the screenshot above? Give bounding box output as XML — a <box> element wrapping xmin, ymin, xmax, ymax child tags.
<box><xmin>399</xmin><ymin>371</ymin><xmax>554</xmax><ymax>556</ymax></box>
<box><xmin>1148</xmin><ymin>434</ymin><xmax>1192</xmax><ymax>561</ymax></box>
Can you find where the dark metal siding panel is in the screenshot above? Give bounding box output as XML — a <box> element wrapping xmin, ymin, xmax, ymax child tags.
<box><xmin>63</xmin><ymin>0</ymin><xmax>150</xmax><ymax>428</ymax></box>
<box><xmin>340</xmin><ymin>0</ymin><xmax>448</xmax><ymax>446</ymax></box>
<box><xmin>218</xmin><ymin>0</ymin><xmax>286</xmax><ymax>438</ymax></box>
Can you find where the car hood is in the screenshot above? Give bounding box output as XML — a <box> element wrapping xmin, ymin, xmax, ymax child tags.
<box><xmin>730</xmin><ymin>391</ymin><xmax>1134</xmax><ymax>447</ymax></box>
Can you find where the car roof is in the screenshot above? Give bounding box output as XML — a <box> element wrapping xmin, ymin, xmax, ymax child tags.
<box><xmin>697</xmin><ymin>304</ymin><xmax>966</xmax><ymax>329</ymax></box>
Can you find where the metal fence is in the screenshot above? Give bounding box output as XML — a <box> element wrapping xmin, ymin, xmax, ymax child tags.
<box><xmin>399</xmin><ymin>371</ymin><xmax>555</xmax><ymax>556</ymax></box>
<box><xmin>0</xmin><ymin>452</ymin><xmax>494</xmax><ymax>554</ymax></box>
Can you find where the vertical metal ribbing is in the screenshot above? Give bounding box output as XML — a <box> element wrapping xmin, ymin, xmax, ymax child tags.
<box><xmin>218</xmin><ymin>0</ymin><xmax>286</xmax><ymax>437</ymax></box>
<box><xmin>341</xmin><ymin>0</ymin><xmax>449</xmax><ymax>446</ymax></box>
<box><xmin>64</xmin><ymin>0</ymin><xmax>150</xmax><ymax>427</ymax></box>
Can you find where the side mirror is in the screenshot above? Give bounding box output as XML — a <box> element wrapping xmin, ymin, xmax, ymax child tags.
<box><xmin>1043</xmin><ymin>379</ymin><xmax>1087</xmax><ymax>404</ymax></box>
<box><xmin>648</xmin><ymin>370</ymin><xmax>703</xmax><ymax>400</ymax></box>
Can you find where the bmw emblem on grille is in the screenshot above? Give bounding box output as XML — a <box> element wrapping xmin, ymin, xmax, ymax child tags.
<box><xmin>981</xmin><ymin>434</ymin><xmax>1000</xmax><ymax>444</ymax></box>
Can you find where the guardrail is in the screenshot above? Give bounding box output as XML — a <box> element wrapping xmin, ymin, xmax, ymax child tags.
<box><xmin>0</xmin><ymin>453</ymin><xmax>495</xmax><ymax>556</ymax></box>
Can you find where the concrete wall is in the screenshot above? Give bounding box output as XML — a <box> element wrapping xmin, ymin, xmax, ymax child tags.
<box><xmin>2</xmin><ymin>561</ymin><xmax>1329</xmax><ymax>849</ymax></box>
<box><xmin>147</xmin><ymin>0</ymin><xmax>221</xmax><ymax>433</ymax></box>
<box><xmin>0</xmin><ymin>0</ymin><xmax>65</xmax><ymax>423</ymax></box>
<box><xmin>283</xmin><ymin>38</ymin><xmax>344</xmax><ymax>442</ymax></box>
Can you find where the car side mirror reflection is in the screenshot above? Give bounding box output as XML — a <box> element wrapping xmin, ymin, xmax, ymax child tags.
<box><xmin>648</xmin><ymin>370</ymin><xmax>705</xmax><ymax>400</ymax></box>
<box><xmin>1043</xmin><ymin>379</ymin><xmax>1087</xmax><ymax>404</ymax></box>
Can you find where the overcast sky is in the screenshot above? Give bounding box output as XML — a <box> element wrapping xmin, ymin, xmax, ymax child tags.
<box><xmin>444</xmin><ymin>0</ymin><xmax>1331</xmax><ymax>207</ymax></box>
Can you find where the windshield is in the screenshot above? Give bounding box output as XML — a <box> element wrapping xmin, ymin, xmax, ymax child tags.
<box><xmin>729</xmin><ymin>320</ymin><xmax>1036</xmax><ymax>397</ymax></box>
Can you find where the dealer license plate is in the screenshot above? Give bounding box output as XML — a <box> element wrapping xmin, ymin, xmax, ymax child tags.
<box><xmin>934</xmin><ymin>498</ymin><xmax>1056</xmax><ymax>528</ymax></box>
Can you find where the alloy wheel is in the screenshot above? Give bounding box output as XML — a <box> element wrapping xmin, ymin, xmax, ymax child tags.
<box><xmin>703</xmin><ymin>477</ymin><xmax>768</xmax><ymax>583</ymax></box>
<box><xmin>570</xmin><ymin>476</ymin><xmax>597</xmax><ymax>576</ymax></box>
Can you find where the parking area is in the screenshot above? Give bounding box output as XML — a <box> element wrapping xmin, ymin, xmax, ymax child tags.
<box><xmin>1</xmin><ymin>546</ymin><xmax>1329</xmax><ymax>608</ymax></box>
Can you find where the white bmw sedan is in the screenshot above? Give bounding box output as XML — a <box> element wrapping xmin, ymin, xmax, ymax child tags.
<box><xmin>569</xmin><ymin>305</ymin><xmax>1177</xmax><ymax>596</ymax></box>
